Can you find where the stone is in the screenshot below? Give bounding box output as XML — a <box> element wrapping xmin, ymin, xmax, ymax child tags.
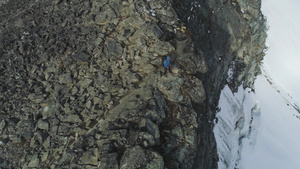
<box><xmin>139</xmin><ymin>64</ymin><xmax>156</xmax><ymax>74</ymax></box>
<box><xmin>145</xmin><ymin>109</ymin><xmax>165</xmax><ymax>125</ymax></box>
<box><xmin>120</xmin><ymin>146</ymin><xmax>147</xmax><ymax>169</ymax></box>
<box><xmin>171</xmin><ymin>147</ymin><xmax>189</xmax><ymax>164</ymax></box>
<box><xmin>58</xmin><ymin>73</ymin><xmax>72</xmax><ymax>84</ymax></box>
<box><xmin>0</xmin><ymin>120</ymin><xmax>5</xmax><ymax>131</ymax></box>
<box><xmin>95</xmin><ymin>5</ymin><xmax>116</xmax><ymax>24</ymax></box>
<box><xmin>98</xmin><ymin>153</ymin><xmax>119</xmax><ymax>169</ymax></box>
<box><xmin>78</xmin><ymin>79</ymin><xmax>93</xmax><ymax>88</ymax></box>
<box><xmin>171</xmin><ymin>126</ymin><xmax>184</xmax><ymax>138</ymax></box>
<box><xmin>10</xmin><ymin>135</ymin><xmax>22</xmax><ymax>143</ymax></box>
<box><xmin>28</xmin><ymin>154</ymin><xmax>40</xmax><ymax>168</ymax></box>
<box><xmin>0</xmin><ymin>158</ymin><xmax>8</xmax><ymax>168</ymax></box>
<box><xmin>149</xmin><ymin>41</ymin><xmax>175</xmax><ymax>56</ymax></box>
<box><xmin>145</xmin><ymin>119</ymin><xmax>160</xmax><ymax>143</ymax></box>
<box><xmin>140</xmin><ymin>132</ymin><xmax>155</xmax><ymax>147</ymax></box>
<box><xmin>153</xmin><ymin>24</ymin><xmax>164</xmax><ymax>39</ymax></box>
<box><xmin>177</xmin><ymin>53</ymin><xmax>207</xmax><ymax>74</ymax></box>
<box><xmin>171</xmin><ymin>65</ymin><xmax>180</xmax><ymax>74</ymax></box>
<box><xmin>146</xmin><ymin>151</ymin><xmax>164</xmax><ymax>169</ymax></box>
<box><xmin>71</xmin><ymin>86</ymin><xmax>78</xmax><ymax>95</ymax></box>
<box><xmin>182</xmin><ymin>76</ymin><xmax>206</xmax><ymax>103</ymax></box>
<box><xmin>57</xmin><ymin>152</ymin><xmax>74</xmax><ymax>165</ymax></box>
<box><xmin>74</xmin><ymin>52</ymin><xmax>90</xmax><ymax>62</ymax></box>
<box><xmin>42</xmin><ymin>103</ymin><xmax>61</xmax><ymax>119</ymax></box>
<box><xmin>61</xmin><ymin>115</ymin><xmax>82</xmax><ymax>123</ymax></box>
<box><xmin>120</xmin><ymin>146</ymin><xmax>164</xmax><ymax>169</ymax></box>
<box><xmin>37</xmin><ymin>119</ymin><xmax>49</xmax><ymax>130</ymax></box>
<box><xmin>107</xmin><ymin>41</ymin><xmax>123</xmax><ymax>57</ymax></box>
<box><xmin>158</xmin><ymin>76</ymin><xmax>184</xmax><ymax>102</ymax></box>
<box><xmin>40</xmin><ymin>152</ymin><xmax>49</xmax><ymax>162</ymax></box>
<box><xmin>43</xmin><ymin>136</ymin><xmax>51</xmax><ymax>149</ymax></box>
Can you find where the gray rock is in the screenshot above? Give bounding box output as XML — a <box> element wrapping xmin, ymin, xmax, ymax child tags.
<box><xmin>58</xmin><ymin>73</ymin><xmax>72</xmax><ymax>84</ymax></box>
<box><xmin>145</xmin><ymin>109</ymin><xmax>165</xmax><ymax>125</ymax></box>
<box><xmin>146</xmin><ymin>151</ymin><xmax>164</xmax><ymax>169</ymax></box>
<box><xmin>0</xmin><ymin>159</ymin><xmax>8</xmax><ymax>168</ymax></box>
<box><xmin>145</xmin><ymin>119</ymin><xmax>160</xmax><ymax>143</ymax></box>
<box><xmin>40</xmin><ymin>151</ymin><xmax>49</xmax><ymax>162</ymax></box>
<box><xmin>79</xmin><ymin>148</ymin><xmax>98</xmax><ymax>166</ymax></box>
<box><xmin>182</xmin><ymin>76</ymin><xmax>206</xmax><ymax>103</ymax></box>
<box><xmin>10</xmin><ymin>135</ymin><xmax>22</xmax><ymax>143</ymax></box>
<box><xmin>94</xmin><ymin>75</ymin><xmax>107</xmax><ymax>87</ymax></box>
<box><xmin>140</xmin><ymin>132</ymin><xmax>155</xmax><ymax>147</ymax></box>
<box><xmin>0</xmin><ymin>120</ymin><xmax>5</xmax><ymax>131</ymax></box>
<box><xmin>158</xmin><ymin>76</ymin><xmax>184</xmax><ymax>102</ymax></box>
<box><xmin>153</xmin><ymin>24</ymin><xmax>164</xmax><ymax>39</ymax></box>
<box><xmin>120</xmin><ymin>146</ymin><xmax>164</xmax><ymax>169</ymax></box>
<box><xmin>149</xmin><ymin>1</ymin><xmax>163</xmax><ymax>9</ymax></box>
<box><xmin>171</xmin><ymin>147</ymin><xmax>189</xmax><ymax>164</ymax></box>
<box><xmin>74</xmin><ymin>52</ymin><xmax>90</xmax><ymax>62</ymax></box>
<box><xmin>71</xmin><ymin>86</ymin><xmax>78</xmax><ymax>95</ymax></box>
<box><xmin>177</xmin><ymin>52</ymin><xmax>207</xmax><ymax>74</ymax></box>
<box><xmin>120</xmin><ymin>146</ymin><xmax>147</xmax><ymax>169</ymax></box>
<box><xmin>98</xmin><ymin>153</ymin><xmax>119</xmax><ymax>169</ymax></box>
<box><xmin>61</xmin><ymin>114</ymin><xmax>82</xmax><ymax>124</ymax></box>
<box><xmin>95</xmin><ymin>4</ymin><xmax>116</xmax><ymax>24</ymax></box>
<box><xmin>37</xmin><ymin>119</ymin><xmax>49</xmax><ymax>130</ymax></box>
<box><xmin>107</xmin><ymin>40</ymin><xmax>123</xmax><ymax>57</ymax></box>
<box><xmin>27</xmin><ymin>154</ymin><xmax>40</xmax><ymax>168</ymax></box>
<box><xmin>78</xmin><ymin>79</ymin><xmax>93</xmax><ymax>88</ymax></box>
<box><xmin>43</xmin><ymin>136</ymin><xmax>50</xmax><ymax>149</ymax></box>
<box><xmin>57</xmin><ymin>152</ymin><xmax>73</xmax><ymax>165</ymax></box>
<box><xmin>171</xmin><ymin>126</ymin><xmax>184</xmax><ymax>138</ymax></box>
<box><xmin>42</xmin><ymin>103</ymin><xmax>61</xmax><ymax>119</ymax></box>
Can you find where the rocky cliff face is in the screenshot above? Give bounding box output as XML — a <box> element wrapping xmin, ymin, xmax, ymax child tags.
<box><xmin>172</xmin><ymin>0</ymin><xmax>267</xmax><ymax>168</ymax></box>
<box><xmin>0</xmin><ymin>0</ymin><xmax>266</xmax><ymax>168</ymax></box>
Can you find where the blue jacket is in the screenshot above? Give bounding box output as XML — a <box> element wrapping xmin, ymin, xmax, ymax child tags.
<box><xmin>164</xmin><ymin>56</ymin><xmax>171</xmax><ymax>68</ymax></box>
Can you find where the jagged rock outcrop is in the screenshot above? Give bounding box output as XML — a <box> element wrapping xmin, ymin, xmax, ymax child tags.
<box><xmin>172</xmin><ymin>0</ymin><xmax>267</xmax><ymax>168</ymax></box>
<box><xmin>0</xmin><ymin>0</ymin><xmax>210</xmax><ymax>168</ymax></box>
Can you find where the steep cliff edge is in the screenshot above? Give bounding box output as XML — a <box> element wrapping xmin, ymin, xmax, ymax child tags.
<box><xmin>0</xmin><ymin>0</ymin><xmax>266</xmax><ymax>168</ymax></box>
<box><xmin>171</xmin><ymin>0</ymin><xmax>267</xmax><ymax>168</ymax></box>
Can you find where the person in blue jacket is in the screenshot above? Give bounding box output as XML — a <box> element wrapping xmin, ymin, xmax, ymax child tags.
<box><xmin>164</xmin><ymin>56</ymin><xmax>172</xmax><ymax>75</ymax></box>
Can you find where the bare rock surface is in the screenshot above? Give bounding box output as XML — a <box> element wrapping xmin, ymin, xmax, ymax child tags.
<box><xmin>0</xmin><ymin>0</ymin><xmax>208</xmax><ymax>168</ymax></box>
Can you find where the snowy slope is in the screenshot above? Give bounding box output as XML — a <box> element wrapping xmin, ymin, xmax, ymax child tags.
<box><xmin>214</xmin><ymin>85</ymin><xmax>260</xmax><ymax>169</ymax></box>
<box><xmin>214</xmin><ymin>0</ymin><xmax>300</xmax><ymax>168</ymax></box>
<box><xmin>215</xmin><ymin>74</ymin><xmax>300</xmax><ymax>169</ymax></box>
<box><xmin>240</xmin><ymin>71</ymin><xmax>300</xmax><ymax>169</ymax></box>
<box><xmin>261</xmin><ymin>0</ymin><xmax>300</xmax><ymax>103</ymax></box>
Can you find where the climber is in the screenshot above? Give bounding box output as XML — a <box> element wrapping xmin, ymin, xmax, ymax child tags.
<box><xmin>164</xmin><ymin>56</ymin><xmax>172</xmax><ymax>76</ymax></box>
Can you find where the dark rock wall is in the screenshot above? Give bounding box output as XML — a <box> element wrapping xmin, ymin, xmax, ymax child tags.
<box><xmin>0</xmin><ymin>0</ymin><xmax>266</xmax><ymax>168</ymax></box>
<box><xmin>171</xmin><ymin>0</ymin><xmax>267</xmax><ymax>168</ymax></box>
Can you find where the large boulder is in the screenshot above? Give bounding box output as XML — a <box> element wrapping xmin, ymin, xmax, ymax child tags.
<box><xmin>120</xmin><ymin>146</ymin><xmax>164</xmax><ymax>169</ymax></box>
<box><xmin>158</xmin><ymin>76</ymin><xmax>185</xmax><ymax>102</ymax></box>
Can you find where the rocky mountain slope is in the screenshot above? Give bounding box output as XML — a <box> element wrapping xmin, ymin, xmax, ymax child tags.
<box><xmin>0</xmin><ymin>0</ymin><xmax>266</xmax><ymax>168</ymax></box>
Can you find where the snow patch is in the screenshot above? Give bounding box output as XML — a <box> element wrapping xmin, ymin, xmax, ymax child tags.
<box><xmin>214</xmin><ymin>85</ymin><xmax>260</xmax><ymax>169</ymax></box>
